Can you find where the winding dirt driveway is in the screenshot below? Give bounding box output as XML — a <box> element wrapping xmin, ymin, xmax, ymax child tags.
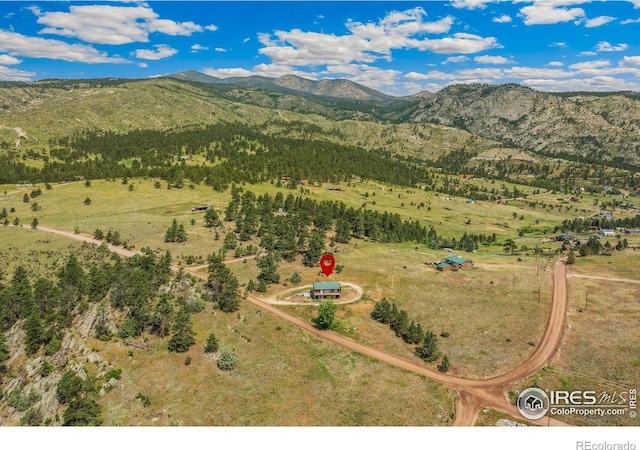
<box><xmin>258</xmin><ymin>282</ymin><xmax>363</xmax><ymax>306</ymax></box>
<box><xmin>14</xmin><ymin>224</ymin><xmax>571</xmax><ymax>426</ymax></box>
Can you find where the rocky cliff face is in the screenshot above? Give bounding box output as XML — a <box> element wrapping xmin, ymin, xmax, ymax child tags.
<box><xmin>408</xmin><ymin>84</ymin><xmax>640</xmax><ymax>166</ymax></box>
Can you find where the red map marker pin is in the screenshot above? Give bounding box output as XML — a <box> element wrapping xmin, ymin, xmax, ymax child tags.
<box><xmin>320</xmin><ymin>254</ymin><xmax>336</xmax><ymax>277</ymax></box>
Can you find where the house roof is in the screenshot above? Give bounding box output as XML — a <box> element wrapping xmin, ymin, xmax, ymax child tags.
<box><xmin>436</xmin><ymin>262</ymin><xmax>451</xmax><ymax>269</ymax></box>
<box><xmin>445</xmin><ymin>255</ymin><xmax>467</xmax><ymax>265</ymax></box>
<box><xmin>313</xmin><ymin>282</ymin><xmax>341</xmax><ymax>290</ymax></box>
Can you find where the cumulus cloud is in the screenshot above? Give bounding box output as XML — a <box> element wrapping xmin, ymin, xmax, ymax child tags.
<box><xmin>581</xmin><ymin>15</ymin><xmax>616</xmax><ymax>27</ymax></box>
<box><xmin>505</xmin><ymin>66</ymin><xmax>573</xmax><ymax>78</ymax></box>
<box><xmin>33</xmin><ymin>4</ymin><xmax>206</xmax><ymax>45</ymax></box>
<box><xmin>190</xmin><ymin>44</ymin><xmax>208</xmax><ymax>53</ymax></box>
<box><xmin>135</xmin><ymin>44</ymin><xmax>178</xmax><ymax>60</ymax></box>
<box><xmin>0</xmin><ymin>54</ymin><xmax>21</xmax><ymax>65</ymax></box>
<box><xmin>450</xmin><ymin>0</ymin><xmax>495</xmax><ymax>9</ymax></box>
<box><xmin>442</xmin><ymin>55</ymin><xmax>469</xmax><ymax>64</ymax></box>
<box><xmin>214</xmin><ymin>48</ymin><xmax>227</xmax><ymax>53</ymax></box>
<box><xmin>138</xmin><ymin>62</ymin><xmax>148</xmax><ymax>68</ymax></box>
<box><xmin>548</xmin><ymin>61</ymin><xmax>564</xmax><ymax>67</ymax></box>
<box><xmin>519</xmin><ymin>2</ymin><xmax>585</xmax><ymax>25</ymax></box>
<box><xmin>203</xmin><ymin>67</ymin><xmax>253</xmax><ymax>78</ymax></box>
<box><xmin>204</xmin><ymin>25</ymin><xmax>218</xmax><ymax>32</ymax></box>
<box><xmin>0</xmin><ymin>29</ymin><xmax>127</xmax><ymax>63</ymax></box>
<box><xmin>0</xmin><ymin>65</ymin><xmax>35</xmax><ymax>81</ymax></box>
<box><xmin>523</xmin><ymin>76</ymin><xmax>640</xmax><ymax>92</ymax></box>
<box><xmin>257</xmin><ymin>7</ymin><xmax>497</xmax><ymax>68</ymax></box>
<box><xmin>621</xmin><ymin>18</ymin><xmax>640</xmax><ymax>24</ymax></box>
<box><xmin>595</xmin><ymin>41</ymin><xmax>628</xmax><ymax>52</ymax></box>
<box><xmin>620</xmin><ymin>56</ymin><xmax>640</xmax><ymax>67</ymax></box>
<box><xmin>579</xmin><ymin>51</ymin><xmax>598</xmax><ymax>56</ymax></box>
<box><xmin>474</xmin><ymin>55</ymin><xmax>511</xmax><ymax>64</ymax></box>
<box><xmin>492</xmin><ymin>14</ymin><xmax>513</xmax><ymax>23</ymax></box>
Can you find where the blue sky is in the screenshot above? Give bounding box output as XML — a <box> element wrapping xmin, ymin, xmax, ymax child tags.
<box><xmin>1</xmin><ymin>1</ymin><xmax>640</xmax><ymax>95</ymax></box>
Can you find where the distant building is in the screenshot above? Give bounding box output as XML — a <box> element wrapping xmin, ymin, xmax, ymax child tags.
<box><xmin>311</xmin><ymin>282</ymin><xmax>341</xmax><ymax>300</ymax></box>
<box><xmin>436</xmin><ymin>255</ymin><xmax>473</xmax><ymax>271</ymax></box>
<box><xmin>191</xmin><ymin>205</ymin><xmax>210</xmax><ymax>211</ymax></box>
<box><xmin>598</xmin><ymin>229</ymin><xmax>616</xmax><ymax>237</ymax></box>
<box><xmin>444</xmin><ymin>255</ymin><xmax>473</xmax><ymax>270</ymax></box>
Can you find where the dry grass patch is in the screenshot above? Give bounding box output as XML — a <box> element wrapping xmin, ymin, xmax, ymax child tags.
<box><xmin>98</xmin><ymin>302</ymin><xmax>455</xmax><ymax>426</ymax></box>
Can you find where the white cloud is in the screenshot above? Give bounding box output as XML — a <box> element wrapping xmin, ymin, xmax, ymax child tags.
<box><xmin>455</xmin><ymin>67</ymin><xmax>503</xmax><ymax>79</ymax></box>
<box><xmin>581</xmin><ymin>15</ymin><xmax>616</xmax><ymax>27</ymax></box>
<box><xmin>256</xmin><ymin>8</ymin><xmax>497</xmax><ymax>69</ymax></box>
<box><xmin>243</xmin><ymin>37</ymin><xmax>251</xmax><ymax>43</ymax></box>
<box><xmin>621</xmin><ymin>18</ymin><xmax>640</xmax><ymax>24</ymax></box>
<box><xmin>580</xmin><ymin>51</ymin><xmax>598</xmax><ymax>56</ymax></box>
<box><xmin>0</xmin><ymin>54</ymin><xmax>21</xmax><ymax>65</ymax></box>
<box><xmin>450</xmin><ymin>0</ymin><xmax>495</xmax><ymax>9</ymax></box>
<box><xmin>138</xmin><ymin>62</ymin><xmax>148</xmax><ymax>68</ymax></box>
<box><xmin>0</xmin><ymin>29</ymin><xmax>127</xmax><ymax>63</ymax></box>
<box><xmin>569</xmin><ymin>60</ymin><xmax>611</xmax><ymax>70</ymax></box>
<box><xmin>214</xmin><ymin>48</ymin><xmax>227</xmax><ymax>53</ymax></box>
<box><xmin>492</xmin><ymin>14</ymin><xmax>513</xmax><ymax>23</ymax></box>
<box><xmin>190</xmin><ymin>44</ymin><xmax>208</xmax><ymax>53</ymax></box>
<box><xmin>523</xmin><ymin>76</ymin><xmax>640</xmax><ymax>92</ymax></box>
<box><xmin>204</xmin><ymin>25</ymin><xmax>218</xmax><ymax>32</ymax></box>
<box><xmin>548</xmin><ymin>61</ymin><xmax>564</xmax><ymax>66</ymax></box>
<box><xmin>442</xmin><ymin>56</ymin><xmax>468</xmax><ymax>64</ymax></box>
<box><xmin>595</xmin><ymin>41</ymin><xmax>628</xmax><ymax>52</ymax></box>
<box><xmin>135</xmin><ymin>44</ymin><xmax>178</xmax><ymax>60</ymax></box>
<box><xmin>412</xmin><ymin>33</ymin><xmax>500</xmax><ymax>54</ymax></box>
<box><xmin>474</xmin><ymin>55</ymin><xmax>511</xmax><ymax>64</ymax></box>
<box><xmin>0</xmin><ymin>65</ymin><xmax>35</xmax><ymax>81</ymax></box>
<box><xmin>33</xmin><ymin>4</ymin><xmax>205</xmax><ymax>45</ymax></box>
<box><xmin>203</xmin><ymin>67</ymin><xmax>253</xmax><ymax>78</ymax></box>
<box><xmin>405</xmin><ymin>71</ymin><xmax>433</xmax><ymax>80</ymax></box>
<box><xmin>506</xmin><ymin>66</ymin><xmax>573</xmax><ymax>79</ymax></box>
<box><xmin>550</xmin><ymin>41</ymin><xmax>567</xmax><ymax>47</ymax></box>
<box><xmin>519</xmin><ymin>3</ymin><xmax>585</xmax><ymax>25</ymax></box>
<box><xmin>620</xmin><ymin>56</ymin><xmax>640</xmax><ymax>67</ymax></box>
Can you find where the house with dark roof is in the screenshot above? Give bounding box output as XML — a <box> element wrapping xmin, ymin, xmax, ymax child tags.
<box><xmin>311</xmin><ymin>282</ymin><xmax>341</xmax><ymax>300</ymax></box>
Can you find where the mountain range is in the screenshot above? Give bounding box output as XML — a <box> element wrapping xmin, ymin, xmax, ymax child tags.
<box><xmin>1</xmin><ymin>70</ymin><xmax>639</xmax><ymax>167</ymax></box>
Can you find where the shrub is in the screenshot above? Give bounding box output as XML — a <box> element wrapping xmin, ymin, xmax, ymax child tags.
<box><xmin>217</xmin><ymin>347</ymin><xmax>238</xmax><ymax>371</ymax></box>
<box><xmin>104</xmin><ymin>368</ymin><xmax>122</xmax><ymax>382</ymax></box>
<box><xmin>184</xmin><ymin>356</ymin><xmax>191</xmax><ymax>366</ymax></box>
<box><xmin>39</xmin><ymin>360</ymin><xmax>55</xmax><ymax>377</ymax></box>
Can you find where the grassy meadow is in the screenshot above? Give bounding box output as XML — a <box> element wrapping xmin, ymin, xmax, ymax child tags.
<box><xmin>1</xmin><ymin>175</ymin><xmax>638</xmax><ymax>425</ymax></box>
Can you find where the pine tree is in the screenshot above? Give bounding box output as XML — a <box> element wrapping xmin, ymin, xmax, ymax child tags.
<box><xmin>167</xmin><ymin>309</ymin><xmax>196</xmax><ymax>353</ymax></box>
<box><xmin>334</xmin><ymin>219</ymin><xmax>352</xmax><ymax>244</ymax></box>
<box><xmin>303</xmin><ymin>230</ymin><xmax>325</xmax><ymax>267</ymax></box>
<box><xmin>257</xmin><ymin>253</ymin><xmax>280</xmax><ymax>284</ymax></box>
<box><xmin>416</xmin><ymin>331</ymin><xmax>439</xmax><ymax>362</ymax></box>
<box><xmin>207</xmin><ymin>253</ymin><xmax>241</xmax><ymax>312</ymax></box>
<box><xmin>24</xmin><ymin>312</ymin><xmax>43</xmax><ymax>354</ymax></box>
<box><xmin>204</xmin><ymin>208</ymin><xmax>221</xmax><ymax>228</ymax></box>
<box><xmin>438</xmin><ymin>355</ymin><xmax>450</xmax><ymax>373</ymax></box>
<box><xmin>164</xmin><ymin>219</ymin><xmax>178</xmax><ymax>242</ymax></box>
<box><xmin>204</xmin><ymin>332</ymin><xmax>219</xmax><ymax>353</ymax></box>
<box><xmin>150</xmin><ymin>294</ymin><xmax>174</xmax><ymax>338</ymax></box>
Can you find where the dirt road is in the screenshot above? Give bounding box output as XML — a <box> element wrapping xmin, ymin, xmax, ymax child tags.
<box><xmin>20</xmin><ymin>224</ymin><xmax>571</xmax><ymax>426</ymax></box>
